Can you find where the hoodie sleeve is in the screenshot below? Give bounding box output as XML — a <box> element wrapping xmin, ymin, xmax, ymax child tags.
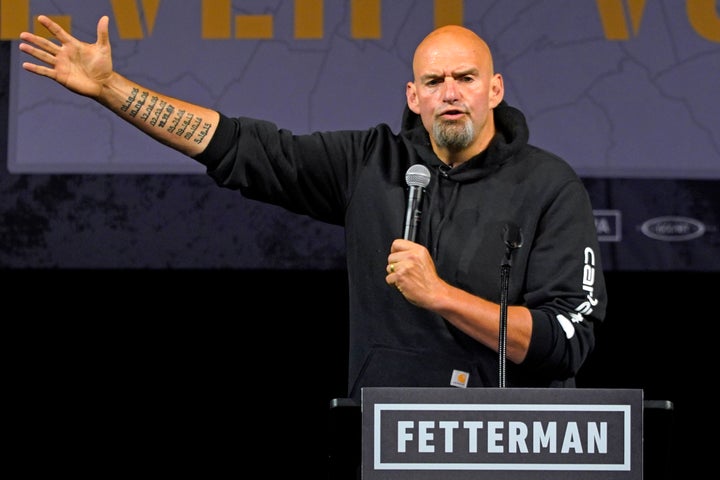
<box><xmin>193</xmin><ymin>113</ymin><xmax>370</xmax><ymax>225</ymax></box>
<box><xmin>519</xmin><ymin>175</ymin><xmax>607</xmax><ymax>382</ymax></box>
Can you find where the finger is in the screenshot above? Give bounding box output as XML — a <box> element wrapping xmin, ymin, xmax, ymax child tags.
<box><xmin>35</xmin><ymin>35</ymin><xmax>61</xmax><ymax>53</ymax></box>
<box><xmin>19</xmin><ymin>32</ymin><xmax>57</xmax><ymax>52</ymax></box>
<box><xmin>97</xmin><ymin>16</ymin><xmax>110</xmax><ymax>48</ymax></box>
<box><xmin>21</xmin><ymin>62</ymin><xmax>56</xmax><ymax>79</ymax></box>
<box><xmin>19</xmin><ymin>43</ymin><xmax>57</xmax><ymax>65</ymax></box>
<box><xmin>36</xmin><ymin>15</ymin><xmax>72</xmax><ymax>43</ymax></box>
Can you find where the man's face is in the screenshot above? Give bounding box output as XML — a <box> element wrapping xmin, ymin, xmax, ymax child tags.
<box><xmin>407</xmin><ymin>29</ymin><xmax>503</xmax><ymax>160</ymax></box>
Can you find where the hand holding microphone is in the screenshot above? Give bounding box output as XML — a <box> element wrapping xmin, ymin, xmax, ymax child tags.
<box><xmin>386</xmin><ymin>238</ymin><xmax>442</xmax><ymax>306</ymax></box>
<box><xmin>387</xmin><ymin>164</ymin><xmax>433</xmax><ymax>299</ymax></box>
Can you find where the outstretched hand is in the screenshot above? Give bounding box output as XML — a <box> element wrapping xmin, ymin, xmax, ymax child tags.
<box><xmin>18</xmin><ymin>15</ymin><xmax>113</xmax><ymax>99</ymax></box>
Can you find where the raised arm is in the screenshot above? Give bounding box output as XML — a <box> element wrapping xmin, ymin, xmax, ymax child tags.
<box><xmin>18</xmin><ymin>15</ymin><xmax>219</xmax><ymax>158</ymax></box>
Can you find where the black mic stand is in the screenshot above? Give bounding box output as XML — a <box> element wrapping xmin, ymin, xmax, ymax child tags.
<box><xmin>498</xmin><ymin>223</ymin><xmax>523</xmax><ymax>388</ymax></box>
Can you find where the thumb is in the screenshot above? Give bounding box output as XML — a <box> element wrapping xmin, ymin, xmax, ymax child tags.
<box><xmin>96</xmin><ymin>16</ymin><xmax>110</xmax><ymax>47</ymax></box>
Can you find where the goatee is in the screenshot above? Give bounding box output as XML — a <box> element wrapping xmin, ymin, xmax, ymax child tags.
<box><xmin>433</xmin><ymin>119</ymin><xmax>474</xmax><ymax>151</ymax></box>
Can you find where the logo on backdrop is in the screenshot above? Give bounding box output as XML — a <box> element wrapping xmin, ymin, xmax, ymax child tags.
<box><xmin>640</xmin><ymin>216</ymin><xmax>707</xmax><ymax>241</ymax></box>
<box><xmin>593</xmin><ymin>210</ymin><xmax>622</xmax><ymax>242</ymax></box>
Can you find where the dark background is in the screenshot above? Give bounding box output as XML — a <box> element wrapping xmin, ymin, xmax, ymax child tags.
<box><xmin>2</xmin><ymin>38</ymin><xmax>716</xmax><ymax>477</ymax></box>
<box><xmin>9</xmin><ymin>268</ymin><xmax>712</xmax><ymax>478</ymax></box>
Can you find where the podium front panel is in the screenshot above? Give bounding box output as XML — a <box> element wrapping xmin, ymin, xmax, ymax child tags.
<box><xmin>361</xmin><ymin>387</ymin><xmax>642</xmax><ymax>480</ymax></box>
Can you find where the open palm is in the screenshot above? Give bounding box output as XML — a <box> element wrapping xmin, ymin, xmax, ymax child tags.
<box><xmin>19</xmin><ymin>15</ymin><xmax>113</xmax><ymax>99</ymax></box>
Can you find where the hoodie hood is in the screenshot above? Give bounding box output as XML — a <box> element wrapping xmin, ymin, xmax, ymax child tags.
<box><xmin>400</xmin><ymin>100</ymin><xmax>530</xmax><ymax>183</ymax></box>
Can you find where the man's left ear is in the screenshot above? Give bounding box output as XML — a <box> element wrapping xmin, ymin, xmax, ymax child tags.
<box><xmin>489</xmin><ymin>73</ymin><xmax>504</xmax><ymax>108</ymax></box>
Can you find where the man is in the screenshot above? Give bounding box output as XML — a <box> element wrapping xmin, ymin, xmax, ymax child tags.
<box><xmin>19</xmin><ymin>17</ymin><xmax>606</xmax><ymax>402</ymax></box>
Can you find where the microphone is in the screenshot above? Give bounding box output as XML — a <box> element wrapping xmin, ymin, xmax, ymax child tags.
<box><xmin>403</xmin><ymin>164</ymin><xmax>431</xmax><ymax>241</ymax></box>
<box><xmin>498</xmin><ymin>222</ymin><xmax>523</xmax><ymax>388</ymax></box>
<box><xmin>502</xmin><ymin>222</ymin><xmax>524</xmax><ymax>265</ymax></box>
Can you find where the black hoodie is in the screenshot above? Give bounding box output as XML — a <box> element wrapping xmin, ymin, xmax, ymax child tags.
<box><xmin>196</xmin><ymin>101</ymin><xmax>607</xmax><ymax>402</ymax></box>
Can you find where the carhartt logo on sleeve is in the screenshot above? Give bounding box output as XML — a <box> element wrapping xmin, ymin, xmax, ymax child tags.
<box><xmin>450</xmin><ymin>369</ymin><xmax>469</xmax><ymax>388</ymax></box>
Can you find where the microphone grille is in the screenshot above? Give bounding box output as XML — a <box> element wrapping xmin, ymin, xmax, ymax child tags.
<box><xmin>503</xmin><ymin>222</ymin><xmax>524</xmax><ymax>249</ymax></box>
<box><xmin>405</xmin><ymin>164</ymin><xmax>431</xmax><ymax>188</ymax></box>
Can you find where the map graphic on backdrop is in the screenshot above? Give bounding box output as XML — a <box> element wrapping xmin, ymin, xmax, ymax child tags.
<box><xmin>7</xmin><ymin>1</ymin><xmax>719</xmax><ymax>178</ymax></box>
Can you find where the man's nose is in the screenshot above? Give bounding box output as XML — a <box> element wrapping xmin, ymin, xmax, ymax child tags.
<box><xmin>442</xmin><ymin>78</ymin><xmax>459</xmax><ymax>101</ymax></box>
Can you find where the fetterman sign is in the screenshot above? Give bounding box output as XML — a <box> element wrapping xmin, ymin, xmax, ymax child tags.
<box><xmin>361</xmin><ymin>387</ymin><xmax>643</xmax><ymax>480</ymax></box>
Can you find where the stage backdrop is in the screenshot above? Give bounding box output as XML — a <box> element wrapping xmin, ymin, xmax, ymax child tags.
<box><xmin>1</xmin><ymin>0</ymin><xmax>718</xmax><ymax>269</ymax></box>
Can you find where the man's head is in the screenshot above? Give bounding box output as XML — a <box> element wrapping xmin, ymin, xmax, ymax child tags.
<box><xmin>406</xmin><ymin>25</ymin><xmax>504</xmax><ymax>166</ymax></box>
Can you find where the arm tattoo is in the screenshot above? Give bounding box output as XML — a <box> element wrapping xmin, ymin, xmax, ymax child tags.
<box><xmin>119</xmin><ymin>88</ymin><xmax>212</xmax><ymax>145</ymax></box>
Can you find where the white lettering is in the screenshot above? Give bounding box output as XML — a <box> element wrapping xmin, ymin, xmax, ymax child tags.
<box><xmin>463</xmin><ymin>421</ymin><xmax>484</xmax><ymax>453</ymax></box>
<box><xmin>488</xmin><ymin>421</ymin><xmax>504</xmax><ymax>453</ymax></box>
<box><xmin>418</xmin><ymin>421</ymin><xmax>435</xmax><ymax>453</ymax></box>
<box><xmin>508</xmin><ymin>421</ymin><xmax>529</xmax><ymax>453</ymax></box>
<box><xmin>583</xmin><ymin>263</ymin><xmax>595</xmax><ymax>286</ymax></box>
<box><xmin>534</xmin><ymin>421</ymin><xmax>557</xmax><ymax>453</ymax></box>
<box><xmin>588</xmin><ymin>422</ymin><xmax>608</xmax><ymax>453</ymax></box>
<box><xmin>561</xmin><ymin>422</ymin><xmax>583</xmax><ymax>453</ymax></box>
<box><xmin>595</xmin><ymin>217</ymin><xmax>612</xmax><ymax>234</ymax></box>
<box><xmin>582</xmin><ymin>247</ymin><xmax>598</xmax><ymax>311</ymax></box>
<box><xmin>397</xmin><ymin>421</ymin><xmax>413</xmax><ymax>453</ymax></box>
<box><xmin>584</xmin><ymin>246</ymin><xmax>596</xmax><ymax>266</ymax></box>
<box><xmin>394</xmin><ymin>420</ymin><xmax>608</xmax><ymax>455</ymax></box>
<box><xmin>438</xmin><ymin>421</ymin><xmax>459</xmax><ymax>453</ymax></box>
<box><xmin>573</xmin><ymin>246</ymin><xmax>600</xmax><ymax>318</ymax></box>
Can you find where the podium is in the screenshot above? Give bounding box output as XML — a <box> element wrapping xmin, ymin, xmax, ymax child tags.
<box><xmin>329</xmin><ymin>388</ymin><xmax>672</xmax><ymax>480</ymax></box>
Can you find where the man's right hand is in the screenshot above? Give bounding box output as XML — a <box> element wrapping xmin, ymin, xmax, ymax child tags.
<box><xmin>19</xmin><ymin>15</ymin><xmax>113</xmax><ymax>100</ymax></box>
<box><xmin>18</xmin><ymin>14</ymin><xmax>220</xmax><ymax>158</ymax></box>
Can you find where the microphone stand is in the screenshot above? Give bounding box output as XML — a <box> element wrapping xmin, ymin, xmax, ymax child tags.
<box><xmin>498</xmin><ymin>255</ymin><xmax>511</xmax><ymax>388</ymax></box>
<box><xmin>498</xmin><ymin>224</ymin><xmax>522</xmax><ymax>388</ymax></box>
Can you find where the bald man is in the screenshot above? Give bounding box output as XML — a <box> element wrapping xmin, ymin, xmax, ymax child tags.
<box><xmin>407</xmin><ymin>25</ymin><xmax>504</xmax><ymax>166</ymax></box>
<box><xmin>20</xmin><ymin>18</ymin><xmax>606</xmax><ymax>401</ymax></box>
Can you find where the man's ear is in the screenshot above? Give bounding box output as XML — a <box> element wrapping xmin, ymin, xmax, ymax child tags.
<box><xmin>489</xmin><ymin>73</ymin><xmax>504</xmax><ymax>109</ymax></box>
<box><xmin>406</xmin><ymin>82</ymin><xmax>421</xmax><ymax>114</ymax></box>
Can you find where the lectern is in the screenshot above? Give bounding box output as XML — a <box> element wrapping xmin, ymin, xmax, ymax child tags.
<box><xmin>328</xmin><ymin>388</ymin><xmax>673</xmax><ymax>480</ymax></box>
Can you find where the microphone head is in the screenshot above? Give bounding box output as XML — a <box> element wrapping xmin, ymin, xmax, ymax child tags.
<box><xmin>503</xmin><ymin>223</ymin><xmax>523</xmax><ymax>249</ymax></box>
<box><xmin>405</xmin><ymin>164</ymin><xmax>431</xmax><ymax>188</ymax></box>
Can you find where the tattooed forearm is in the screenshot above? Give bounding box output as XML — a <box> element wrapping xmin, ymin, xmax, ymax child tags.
<box><xmin>129</xmin><ymin>90</ymin><xmax>148</xmax><ymax>117</ymax></box>
<box><xmin>195</xmin><ymin>123</ymin><xmax>212</xmax><ymax>144</ymax></box>
<box><xmin>176</xmin><ymin>112</ymin><xmax>193</xmax><ymax>137</ymax></box>
<box><xmin>118</xmin><ymin>87</ymin><xmax>212</xmax><ymax>146</ymax></box>
<box><xmin>185</xmin><ymin>116</ymin><xmax>201</xmax><ymax>140</ymax></box>
<box><xmin>157</xmin><ymin>104</ymin><xmax>173</xmax><ymax>128</ymax></box>
<box><xmin>141</xmin><ymin>95</ymin><xmax>159</xmax><ymax>122</ymax></box>
<box><xmin>167</xmin><ymin>109</ymin><xmax>184</xmax><ymax>134</ymax></box>
<box><xmin>120</xmin><ymin>88</ymin><xmax>139</xmax><ymax>113</ymax></box>
<box><xmin>149</xmin><ymin>100</ymin><xmax>167</xmax><ymax>127</ymax></box>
